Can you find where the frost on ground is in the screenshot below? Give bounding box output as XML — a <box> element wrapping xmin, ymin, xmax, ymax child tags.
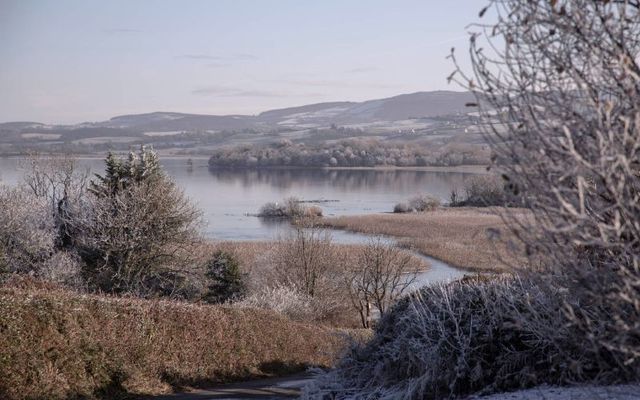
<box><xmin>468</xmin><ymin>384</ymin><xmax>640</xmax><ymax>400</ymax></box>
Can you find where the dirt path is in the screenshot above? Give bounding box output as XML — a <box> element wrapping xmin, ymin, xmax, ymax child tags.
<box><xmin>149</xmin><ymin>373</ymin><xmax>313</xmax><ymax>399</ymax></box>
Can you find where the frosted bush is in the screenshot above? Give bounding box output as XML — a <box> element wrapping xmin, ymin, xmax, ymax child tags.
<box><xmin>234</xmin><ymin>284</ymin><xmax>316</xmax><ymax>321</ymax></box>
<box><xmin>408</xmin><ymin>195</ymin><xmax>440</xmax><ymax>212</ymax></box>
<box><xmin>304</xmin><ymin>276</ymin><xmax>624</xmax><ymax>399</ymax></box>
<box><xmin>0</xmin><ymin>186</ymin><xmax>56</xmax><ymax>274</ymax></box>
<box><xmin>393</xmin><ymin>195</ymin><xmax>440</xmax><ymax>213</ymax></box>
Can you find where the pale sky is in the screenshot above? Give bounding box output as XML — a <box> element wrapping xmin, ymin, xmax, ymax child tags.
<box><xmin>0</xmin><ymin>0</ymin><xmax>484</xmax><ymax>124</ymax></box>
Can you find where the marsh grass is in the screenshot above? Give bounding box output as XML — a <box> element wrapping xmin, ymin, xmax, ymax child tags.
<box><xmin>321</xmin><ymin>208</ymin><xmax>525</xmax><ymax>272</ymax></box>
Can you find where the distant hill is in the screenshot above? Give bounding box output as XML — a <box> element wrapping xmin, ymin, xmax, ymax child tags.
<box><xmin>0</xmin><ymin>90</ymin><xmax>475</xmax><ymax>134</ymax></box>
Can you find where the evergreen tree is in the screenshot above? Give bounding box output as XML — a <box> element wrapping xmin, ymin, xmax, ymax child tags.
<box><xmin>79</xmin><ymin>146</ymin><xmax>201</xmax><ymax>296</ymax></box>
<box><xmin>89</xmin><ymin>146</ymin><xmax>162</xmax><ymax>198</ymax></box>
<box><xmin>204</xmin><ymin>250</ymin><xmax>246</xmax><ymax>304</ymax></box>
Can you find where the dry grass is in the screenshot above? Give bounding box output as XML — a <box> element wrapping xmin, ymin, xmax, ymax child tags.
<box><xmin>0</xmin><ymin>277</ymin><xmax>365</xmax><ymax>400</ymax></box>
<box><xmin>320</xmin><ymin>208</ymin><xmax>526</xmax><ymax>272</ymax></box>
<box><xmin>198</xmin><ymin>240</ymin><xmax>430</xmax><ymax>328</ymax></box>
<box><xmin>199</xmin><ymin>240</ymin><xmax>430</xmax><ymax>277</ymax></box>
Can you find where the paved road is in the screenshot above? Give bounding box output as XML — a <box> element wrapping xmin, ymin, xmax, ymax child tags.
<box><xmin>150</xmin><ymin>373</ymin><xmax>314</xmax><ymax>400</ymax></box>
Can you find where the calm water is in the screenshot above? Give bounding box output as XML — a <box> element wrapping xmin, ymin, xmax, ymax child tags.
<box><xmin>0</xmin><ymin>157</ymin><xmax>481</xmax><ymax>242</ymax></box>
<box><xmin>1</xmin><ymin>156</ymin><xmax>475</xmax><ymax>283</ymax></box>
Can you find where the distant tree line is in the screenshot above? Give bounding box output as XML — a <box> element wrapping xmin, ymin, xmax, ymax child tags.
<box><xmin>208</xmin><ymin>138</ymin><xmax>489</xmax><ymax>168</ymax></box>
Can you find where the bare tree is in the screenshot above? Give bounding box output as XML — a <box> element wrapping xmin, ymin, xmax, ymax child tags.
<box><xmin>20</xmin><ymin>154</ymin><xmax>89</xmax><ymax>249</ymax></box>
<box><xmin>450</xmin><ymin>0</ymin><xmax>640</xmax><ymax>372</ymax></box>
<box><xmin>346</xmin><ymin>239</ymin><xmax>419</xmax><ymax>328</ymax></box>
<box><xmin>0</xmin><ymin>185</ymin><xmax>55</xmax><ymax>274</ymax></box>
<box><xmin>272</xmin><ymin>220</ymin><xmax>335</xmax><ymax>298</ymax></box>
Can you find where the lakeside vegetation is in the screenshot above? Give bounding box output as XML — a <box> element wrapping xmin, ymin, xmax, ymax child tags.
<box><xmin>321</xmin><ymin>208</ymin><xmax>522</xmax><ymax>272</ymax></box>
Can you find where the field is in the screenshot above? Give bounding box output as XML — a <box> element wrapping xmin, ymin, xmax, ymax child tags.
<box><xmin>320</xmin><ymin>207</ymin><xmax>527</xmax><ymax>272</ymax></box>
<box><xmin>0</xmin><ymin>277</ymin><xmax>365</xmax><ymax>400</ymax></box>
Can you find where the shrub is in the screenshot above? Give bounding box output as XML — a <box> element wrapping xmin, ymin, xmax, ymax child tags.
<box><xmin>393</xmin><ymin>202</ymin><xmax>410</xmax><ymax>213</ymax></box>
<box><xmin>0</xmin><ymin>185</ymin><xmax>56</xmax><ymax>274</ymax></box>
<box><xmin>408</xmin><ymin>194</ymin><xmax>440</xmax><ymax>212</ymax></box>
<box><xmin>203</xmin><ymin>250</ymin><xmax>246</xmax><ymax>304</ymax></box>
<box><xmin>234</xmin><ymin>284</ymin><xmax>316</xmax><ymax>321</ymax></box>
<box><xmin>304</xmin><ymin>276</ymin><xmax>630</xmax><ymax>399</ymax></box>
<box><xmin>461</xmin><ymin>175</ymin><xmax>508</xmax><ymax>207</ymax></box>
<box><xmin>258</xmin><ymin>201</ymin><xmax>287</xmax><ymax>218</ymax></box>
<box><xmin>393</xmin><ymin>195</ymin><xmax>440</xmax><ymax>213</ymax></box>
<box><xmin>257</xmin><ymin>197</ymin><xmax>322</xmax><ymax>219</ymax></box>
<box><xmin>0</xmin><ymin>281</ymin><xmax>351</xmax><ymax>400</ymax></box>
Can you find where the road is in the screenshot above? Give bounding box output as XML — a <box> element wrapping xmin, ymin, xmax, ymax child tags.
<box><xmin>149</xmin><ymin>373</ymin><xmax>314</xmax><ymax>400</ymax></box>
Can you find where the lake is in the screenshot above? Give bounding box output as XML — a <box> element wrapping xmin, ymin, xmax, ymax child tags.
<box><xmin>1</xmin><ymin>156</ymin><xmax>478</xmax><ymax>283</ymax></box>
<box><xmin>0</xmin><ymin>157</ymin><xmax>482</xmax><ymax>242</ymax></box>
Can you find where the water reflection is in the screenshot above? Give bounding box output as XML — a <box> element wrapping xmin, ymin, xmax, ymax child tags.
<box><xmin>1</xmin><ymin>157</ymin><xmax>481</xmax><ymax>241</ymax></box>
<box><xmin>206</xmin><ymin>167</ymin><xmax>474</xmax><ymax>201</ymax></box>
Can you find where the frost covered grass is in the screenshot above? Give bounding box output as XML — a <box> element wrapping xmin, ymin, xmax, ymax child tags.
<box><xmin>0</xmin><ymin>277</ymin><xmax>357</xmax><ymax>400</ymax></box>
<box><xmin>303</xmin><ymin>276</ymin><xmax>639</xmax><ymax>400</ymax></box>
<box><xmin>321</xmin><ymin>208</ymin><xmax>525</xmax><ymax>272</ymax></box>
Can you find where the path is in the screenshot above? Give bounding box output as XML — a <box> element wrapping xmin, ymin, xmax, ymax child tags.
<box><xmin>149</xmin><ymin>373</ymin><xmax>313</xmax><ymax>400</ymax></box>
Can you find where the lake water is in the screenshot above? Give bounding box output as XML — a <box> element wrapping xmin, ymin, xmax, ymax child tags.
<box><xmin>0</xmin><ymin>157</ymin><xmax>481</xmax><ymax>241</ymax></box>
<box><xmin>1</xmin><ymin>156</ymin><xmax>478</xmax><ymax>283</ymax></box>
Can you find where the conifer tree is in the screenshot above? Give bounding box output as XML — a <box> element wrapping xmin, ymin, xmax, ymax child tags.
<box><xmin>204</xmin><ymin>250</ymin><xmax>246</xmax><ymax>303</ymax></box>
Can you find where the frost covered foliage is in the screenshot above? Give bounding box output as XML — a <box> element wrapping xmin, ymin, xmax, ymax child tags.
<box><xmin>234</xmin><ymin>284</ymin><xmax>316</xmax><ymax>321</ymax></box>
<box><xmin>304</xmin><ymin>276</ymin><xmax>634</xmax><ymax>400</ymax></box>
<box><xmin>77</xmin><ymin>148</ymin><xmax>202</xmax><ymax>297</ymax></box>
<box><xmin>449</xmin><ymin>176</ymin><xmax>511</xmax><ymax>207</ymax></box>
<box><xmin>450</xmin><ymin>0</ymin><xmax>640</xmax><ymax>373</ymax></box>
<box><xmin>0</xmin><ymin>186</ymin><xmax>56</xmax><ymax>275</ymax></box>
<box><xmin>393</xmin><ymin>195</ymin><xmax>440</xmax><ymax>213</ymax></box>
<box><xmin>258</xmin><ymin>197</ymin><xmax>322</xmax><ymax>219</ymax></box>
<box><xmin>209</xmin><ymin>139</ymin><xmax>488</xmax><ymax>168</ymax></box>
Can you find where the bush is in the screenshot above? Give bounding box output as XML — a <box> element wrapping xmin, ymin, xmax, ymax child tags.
<box><xmin>0</xmin><ymin>281</ymin><xmax>351</xmax><ymax>400</ymax></box>
<box><xmin>258</xmin><ymin>201</ymin><xmax>287</xmax><ymax>218</ymax></box>
<box><xmin>393</xmin><ymin>202</ymin><xmax>410</xmax><ymax>213</ymax></box>
<box><xmin>393</xmin><ymin>195</ymin><xmax>440</xmax><ymax>213</ymax></box>
<box><xmin>257</xmin><ymin>197</ymin><xmax>322</xmax><ymax>219</ymax></box>
<box><xmin>234</xmin><ymin>284</ymin><xmax>316</xmax><ymax>321</ymax></box>
<box><xmin>0</xmin><ymin>185</ymin><xmax>58</xmax><ymax>275</ymax></box>
<box><xmin>450</xmin><ymin>175</ymin><xmax>510</xmax><ymax>207</ymax></box>
<box><xmin>408</xmin><ymin>195</ymin><xmax>440</xmax><ymax>212</ymax></box>
<box><xmin>304</xmin><ymin>276</ymin><xmax>631</xmax><ymax>399</ymax></box>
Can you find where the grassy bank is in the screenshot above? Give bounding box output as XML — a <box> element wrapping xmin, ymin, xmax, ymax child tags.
<box><xmin>320</xmin><ymin>208</ymin><xmax>526</xmax><ymax>272</ymax></box>
<box><xmin>0</xmin><ymin>278</ymin><xmax>362</xmax><ymax>400</ymax></box>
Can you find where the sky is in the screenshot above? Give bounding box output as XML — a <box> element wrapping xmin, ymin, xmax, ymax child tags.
<box><xmin>0</xmin><ymin>0</ymin><xmax>485</xmax><ymax>124</ymax></box>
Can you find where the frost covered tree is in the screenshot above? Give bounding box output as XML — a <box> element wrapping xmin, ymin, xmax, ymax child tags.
<box><xmin>448</xmin><ymin>0</ymin><xmax>640</xmax><ymax>381</ymax></box>
<box><xmin>78</xmin><ymin>147</ymin><xmax>202</xmax><ymax>296</ymax></box>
